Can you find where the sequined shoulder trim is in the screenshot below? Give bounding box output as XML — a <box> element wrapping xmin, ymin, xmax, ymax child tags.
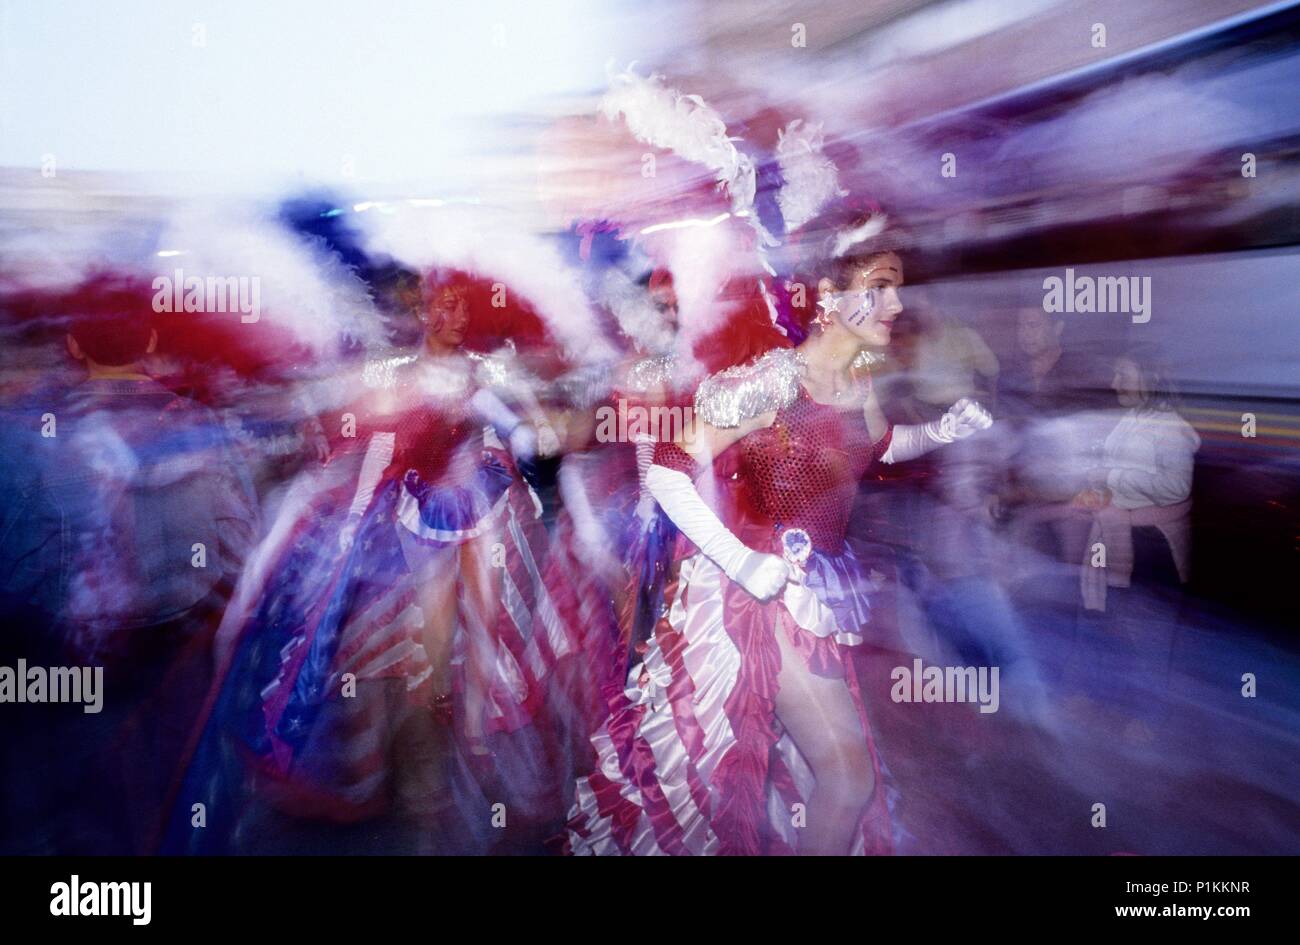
<box><xmin>851</xmin><ymin>349</ymin><xmax>887</xmax><ymax>372</ymax></box>
<box><xmin>466</xmin><ymin>349</ymin><xmax>508</xmax><ymax>388</ymax></box>
<box><xmin>694</xmin><ymin>347</ymin><xmax>804</xmax><ymax>429</ymax></box>
<box><xmin>623</xmin><ymin>354</ymin><xmax>675</xmax><ymax>393</ymax></box>
<box><xmin>361</xmin><ymin>354</ymin><xmax>418</xmax><ymax>389</ymax></box>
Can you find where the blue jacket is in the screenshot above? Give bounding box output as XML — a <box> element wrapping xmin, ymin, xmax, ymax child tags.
<box><xmin>0</xmin><ymin>378</ymin><xmax>258</xmax><ymax>659</ymax></box>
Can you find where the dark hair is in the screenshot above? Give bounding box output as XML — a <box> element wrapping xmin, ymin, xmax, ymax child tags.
<box><xmin>1019</xmin><ymin>304</ymin><xmax>1064</xmax><ymax>327</ymax></box>
<box><xmin>826</xmin><ymin>244</ymin><xmax>904</xmax><ymax>291</ymax></box>
<box><xmin>66</xmin><ymin>276</ymin><xmax>155</xmax><ymax>366</ymax></box>
<box><xmin>1117</xmin><ymin>345</ymin><xmax>1181</xmax><ymax>410</ymax></box>
<box><xmin>371</xmin><ymin>264</ymin><xmax>422</xmax><ymax>303</ymax></box>
<box><xmin>811</xmin><ymin>206</ymin><xmax>908</xmax><ymax>290</ymax></box>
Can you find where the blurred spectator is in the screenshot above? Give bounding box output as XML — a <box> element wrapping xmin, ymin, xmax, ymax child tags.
<box><xmin>1002</xmin><ymin>307</ymin><xmax>1091</xmax><ymax>415</ymax></box>
<box><xmin>1069</xmin><ymin>348</ymin><xmax>1199</xmax><ymax>744</ymax></box>
<box><xmin>55</xmin><ymin>280</ymin><xmax>258</xmax><ymax>655</ymax></box>
<box><xmin>908</xmin><ymin>304</ymin><xmax>1000</xmax><ymax>419</ymax></box>
<box><xmin>1</xmin><ymin>276</ymin><xmax>258</xmax><ymax>852</ymax></box>
<box><xmin>999</xmin><ymin>308</ymin><xmax>1107</xmax><ymax>581</ymax></box>
<box><xmin>1078</xmin><ymin>349</ymin><xmax>1199</xmax><ymax>610</ymax></box>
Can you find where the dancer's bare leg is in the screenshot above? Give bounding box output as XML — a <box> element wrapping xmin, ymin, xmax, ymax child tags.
<box><xmin>458</xmin><ymin>533</ymin><xmax>503</xmax><ymax>752</ymax></box>
<box><xmin>412</xmin><ymin>550</ymin><xmax>458</xmax><ymax>698</ymax></box>
<box><xmin>773</xmin><ymin>629</ymin><xmax>877</xmax><ymax>855</ymax></box>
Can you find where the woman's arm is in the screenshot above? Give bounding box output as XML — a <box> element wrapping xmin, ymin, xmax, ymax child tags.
<box><xmin>469</xmin><ymin>387</ymin><xmax>558</xmax><ymax>461</ymax></box>
<box><xmin>473</xmin><ymin>349</ymin><xmax>559</xmax><ymax>458</ymax></box>
<box><xmin>506</xmin><ymin>384</ymin><xmax>561</xmax><ymax>458</ymax></box>
<box><xmin>339</xmin><ymin>430</ymin><xmax>395</xmax><ymax>549</ymax></box>
<box><xmin>644</xmin><ymin>461</ymin><xmax>788</xmax><ymax>601</ymax></box>
<box><xmin>678</xmin><ymin>409</ymin><xmax>776</xmax><ymax>463</ymax></box>
<box><xmin>862</xmin><ymin>383</ymin><xmax>890</xmax><ymax>446</ymax></box>
<box><xmin>643</xmin><ymin>411</ymin><xmax>787</xmax><ymax>600</ymax></box>
<box><xmin>878</xmin><ymin>396</ymin><xmax>992</xmax><ymax>464</ymax></box>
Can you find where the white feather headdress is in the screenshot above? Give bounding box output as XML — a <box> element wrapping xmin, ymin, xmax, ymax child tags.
<box><xmin>831</xmin><ymin>213</ymin><xmax>889</xmax><ymax>258</ymax></box>
<box><xmin>600</xmin><ymin>67</ymin><xmax>757</xmax><ymax>217</ymax></box>
<box><xmin>153</xmin><ymin>210</ymin><xmax>385</xmax><ymax>353</ymax></box>
<box><xmin>775</xmin><ymin>119</ymin><xmax>847</xmax><ymax>235</ymax></box>
<box><xmin>359</xmin><ymin>202</ymin><xmax>616</xmax><ymax>365</ymax></box>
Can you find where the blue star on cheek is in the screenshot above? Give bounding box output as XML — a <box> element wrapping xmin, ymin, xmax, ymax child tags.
<box><xmin>845</xmin><ymin>291</ymin><xmax>876</xmax><ymax>326</ymax></box>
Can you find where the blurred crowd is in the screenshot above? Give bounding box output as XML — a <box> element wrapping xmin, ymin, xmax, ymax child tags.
<box><xmin>3</xmin><ymin>0</ymin><xmax>1297</xmax><ymax>853</ymax></box>
<box><xmin>0</xmin><ymin>195</ymin><xmax>1217</xmax><ymax>854</ymax></box>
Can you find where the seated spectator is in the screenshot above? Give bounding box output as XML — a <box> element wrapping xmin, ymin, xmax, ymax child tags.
<box><xmin>1071</xmin><ymin>348</ymin><xmax>1199</xmax><ymax>745</ymax></box>
<box><xmin>1078</xmin><ymin>349</ymin><xmax>1199</xmax><ymax>613</ymax></box>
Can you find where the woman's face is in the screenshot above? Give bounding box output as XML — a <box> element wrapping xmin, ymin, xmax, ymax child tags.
<box><xmin>1112</xmin><ymin>356</ymin><xmax>1145</xmax><ymax>407</ymax></box>
<box><xmin>649</xmin><ymin>281</ymin><xmax>679</xmax><ymax>331</ymax></box>
<box><xmin>820</xmin><ymin>251</ymin><xmax>904</xmax><ymax>347</ymax></box>
<box><xmin>1017</xmin><ymin>307</ymin><xmax>1063</xmax><ymax>357</ymax></box>
<box><xmin>426</xmin><ymin>286</ymin><xmax>469</xmax><ymax>348</ymax></box>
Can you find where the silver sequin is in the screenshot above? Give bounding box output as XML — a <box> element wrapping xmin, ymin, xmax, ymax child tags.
<box><xmin>361</xmin><ymin>354</ymin><xmax>418</xmax><ymax>390</ymax></box>
<box><xmin>851</xmin><ymin>349</ymin><xmax>887</xmax><ymax>372</ymax></box>
<box><xmin>467</xmin><ymin>349</ymin><xmax>508</xmax><ymax>388</ymax></box>
<box><xmin>693</xmin><ymin>347</ymin><xmax>805</xmax><ymax>428</ymax></box>
<box><xmin>622</xmin><ymin>354</ymin><xmax>676</xmax><ymax>394</ymax></box>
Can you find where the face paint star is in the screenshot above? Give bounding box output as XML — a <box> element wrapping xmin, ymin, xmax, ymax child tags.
<box><xmin>817</xmin><ymin>294</ymin><xmax>842</xmax><ymax>316</ymax></box>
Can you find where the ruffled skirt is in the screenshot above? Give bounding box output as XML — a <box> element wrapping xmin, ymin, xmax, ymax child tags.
<box><xmin>567</xmin><ymin>542</ymin><xmax>893</xmax><ymax>855</ymax></box>
<box><xmin>161</xmin><ymin>445</ymin><xmax>561</xmax><ymax>851</ymax></box>
<box><xmin>543</xmin><ymin>449</ymin><xmax>679</xmax><ymax>735</ymax></box>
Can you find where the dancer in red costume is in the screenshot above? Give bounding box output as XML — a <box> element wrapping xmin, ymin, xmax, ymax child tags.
<box><xmin>163</xmin><ymin>268</ymin><xmax>562</xmax><ymax>853</ymax></box>
<box><xmin>542</xmin><ymin>270</ymin><xmax>691</xmax><ymax>745</ymax></box>
<box><xmin>337</xmin><ymin>271</ymin><xmax>559</xmax><ymax>756</ymax></box>
<box><xmin>567</xmin><ymin>215</ymin><xmax>993</xmax><ymax>855</ymax></box>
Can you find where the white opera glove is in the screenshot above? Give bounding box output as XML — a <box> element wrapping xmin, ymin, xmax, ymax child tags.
<box><xmin>644</xmin><ymin>464</ymin><xmax>789</xmax><ymax>601</ymax></box>
<box><xmin>338</xmin><ymin>514</ymin><xmax>362</xmax><ymax>552</ymax></box>
<box><xmin>634</xmin><ymin>492</ymin><xmax>658</xmax><ymax>524</ymax></box>
<box><xmin>508</xmin><ymin>423</ymin><xmax>538</xmax><ymax>463</ymax></box>
<box><xmin>470</xmin><ymin>388</ymin><xmax>522</xmax><ymax>437</ymax></box>
<box><xmin>341</xmin><ymin>431</ymin><xmax>395</xmax><ymax>550</ymax></box>
<box><xmin>470</xmin><ymin>387</ymin><xmax>558</xmax><ymax>462</ymax></box>
<box><xmin>534</xmin><ymin>420</ymin><xmax>560</xmax><ymax>458</ymax></box>
<box><xmin>557</xmin><ymin>460</ymin><xmax>619</xmax><ymax>581</ymax></box>
<box><xmin>881</xmin><ymin>397</ymin><xmax>993</xmax><ymax>464</ymax></box>
<box><xmin>633</xmin><ymin>434</ymin><xmax>657</xmax><ymax>522</ymax></box>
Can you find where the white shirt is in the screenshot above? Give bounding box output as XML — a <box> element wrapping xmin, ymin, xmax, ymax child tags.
<box><xmin>1102</xmin><ymin>406</ymin><xmax>1200</xmax><ymax>511</ymax></box>
<box><xmin>911</xmin><ymin>322</ymin><xmax>999</xmax><ymax>406</ymax></box>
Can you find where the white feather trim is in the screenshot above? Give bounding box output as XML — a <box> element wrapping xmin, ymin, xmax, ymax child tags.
<box><xmin>597</xmin><ymin>269</ymin><xmax>674</xmax><ymax>355</ymax></box>
<box><xmin>600</xmin><ymin>68</ymin><xmax>756</xmax><ymax>217</ymax></box>
<box><xmin>775</xmin><ymin>120</ymin><xmax>846</xmax><ymax>234</ymax></box>
<box><xmin>832</xmin><ymin>213</ymin><xmax>889</xmax><ymax>258</ymax></box>
<box><xmin>153</xmin><ymin>211</ymin><xmax>385</xmax><ymax>353</ymax></box>
<box><xmin>359</xmin><ymin>203</ymin><xmax>615</xmax><ymax>366</ymax></box>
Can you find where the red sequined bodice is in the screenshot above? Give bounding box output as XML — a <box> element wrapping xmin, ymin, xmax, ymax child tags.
<box><xmin>392</xmin><ymin>407</ymin><xmax>477</xmax><ymax>484</ymax></box>
<box><xmin>737</xmin><ymin>388</ymin><xmax>885</xmax><ymax>554</ymax></box>
<box><xmin>355</xmin><ymin>357</ymin><xmax>480</xmax><ymax>485</ymax></box>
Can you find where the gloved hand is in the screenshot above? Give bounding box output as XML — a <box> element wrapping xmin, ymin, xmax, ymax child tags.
<box><xmin>471</xmin><ymin>388</ymin><xmax>554</xmax><ymax>461</ymax></box>
<box><xmin>881</xmin><ymin>398</ymin><xmax>993</xmax><ymax>463</ymax></box>
<box><xmin>508</xmin><ymin>423</ymin><xmax>538</xmax><ymax>463</ymax></box>
<box><xmin>338</xmin><ymin>512</ymin><xmax>363</xmax><ymax>552</ymax></box>
<box><xmin>634</xmin><ymin>492</ymin><xmax>658</xmax><ymax>524</ymax></box>
<box><xmin>534</xmin><ymin>421</ymin><xmax>560</xmax><ymax>459</ymax></box>
<box><xmin>938</xmin><ymin>397</ymin><xmax>994</xmax><ymax>441</ymax></box>
<box><xmin>340</xmin><ymin>431</ymin><xmax>395</xmax><ymax>547</ymax></box>
<box><xmin>731</xmin><ymin>549</ymin><xmax>791</xmax><ymax>601</ymax></box>
<box><xmin>645</xmin><ymin>464</ymin><xmax>789</xmax><ymax>601</ymax></box>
